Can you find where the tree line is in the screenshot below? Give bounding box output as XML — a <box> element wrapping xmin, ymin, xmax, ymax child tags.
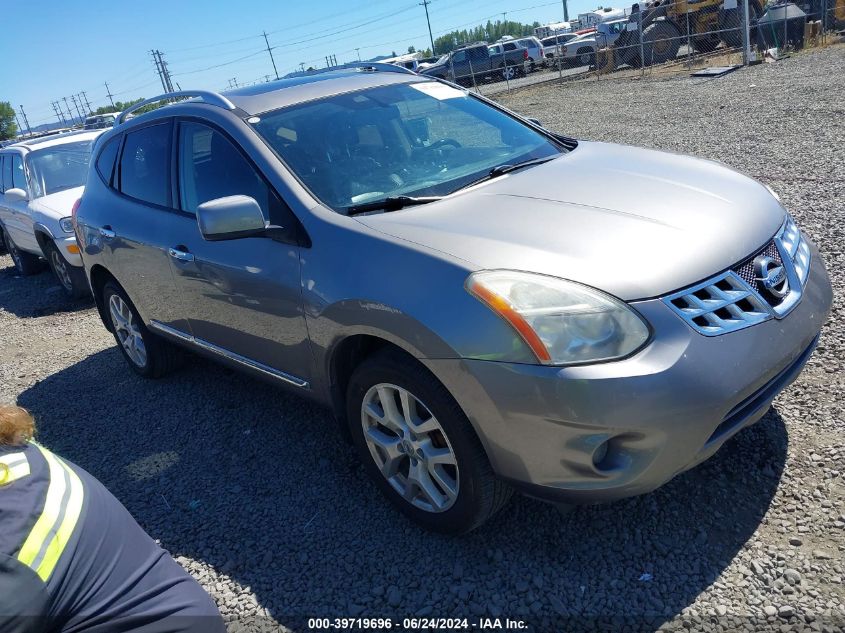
<box><xmin>432</xmin><ymin>19</ymin><xmax>541</xmax><ymax>55</ymax></box>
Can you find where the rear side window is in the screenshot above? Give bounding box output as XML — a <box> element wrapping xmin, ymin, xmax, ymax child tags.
<box><xmin>119</xmin><ymin>123</ymin><xmax>171</xmax><ymax>207</ymax></box>
<box><xmin>96</xmin><ymin>136</ymin><xmax>121</xmax><ymax>185</ymax></box>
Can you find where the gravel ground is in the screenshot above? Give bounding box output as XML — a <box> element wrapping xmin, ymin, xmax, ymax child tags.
<box><xmin>2</xmin><ymin>46</ymin><xmax>844</xmax><ymax>633</ymax></box>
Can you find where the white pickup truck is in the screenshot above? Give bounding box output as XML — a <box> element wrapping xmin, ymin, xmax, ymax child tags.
<box><xmin>559</xmin><ymin>19</ymin><xmax>629</xmax><ymax>67</ymax></box>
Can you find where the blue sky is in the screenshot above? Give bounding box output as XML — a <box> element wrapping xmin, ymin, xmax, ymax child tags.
<box><xmin>0</xmin><ymin>0</ymin><xmax>599</xmax><ymax>128</ymax></box>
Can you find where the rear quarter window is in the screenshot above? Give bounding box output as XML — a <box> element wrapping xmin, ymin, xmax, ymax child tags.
<box><xmin>96</xmin><ymin>135</ymin><xmax>121</xmax><ymax>186</ymax></box>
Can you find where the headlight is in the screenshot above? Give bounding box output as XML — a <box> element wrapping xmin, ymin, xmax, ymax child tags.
<box><xmin>466</xmin><ymin>270</ymin><xmax>650</xmax><ymax>365</ymax></box>
<box><xmin>59</xmin><ymin>217</ymin><xmax>74</xmax><ymax>233</ymax></box>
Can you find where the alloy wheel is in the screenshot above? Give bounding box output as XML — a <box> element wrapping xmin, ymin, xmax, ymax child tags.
<box><xmin>50</xmin><ymin>249</ymin><xmax>73</xmax><ymax>291</ymax></box>
<box><xmin>108</xmin><ymin>294</ymin><xmax>147</xmax><ymax>368</ymax></box>
<box><xmin>502</xmin><ymin>66</ymin><xmax>516</xmax><ymax>81</ymax></box>
<box><xmin>361</xmin><ymin>383</ymin><xmax>459</xmax><ymax>513</ymax></box>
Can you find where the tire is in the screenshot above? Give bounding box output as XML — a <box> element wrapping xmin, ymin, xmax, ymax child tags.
<box><xmin>346</xmin><ymin>348</ymin><xmax>512</xmax><ymax>534</ymax></box>
<box><xmin>499</xmin><ymin>64</ymin><xmax>517</xmax><ymax>81</ymax></box>
<box><xmin>2</xmin><ymin>227</ymin><xmax>43</xmax><ymax>276</ymax></box>
<box><xmin>102</xmin><ymin>281</ymin><xmax>182</xmax><ymax>378</ymax></box>
<box><xmin>576</xmin><ymin>47</ymin><xmax>594</xmax><ymax>67</ymax></box>
<box><xmin>642</xmin><ymin>20</ymin><xmax>682</xmax><ymax>65</ymax></box>
<box><xmin>719</xmin><ymin>0</ymin><xmax>762</xmax><ymax>48</ymax></box>
<box><xmin>693</xmin><ymin>35</ymin><xmax>720</xmax><ymax>53</ymax></box>
<box><xmin>44</xmin><ymin>240</ymin><xmax>90</xmax><ymax>299</ymax></box>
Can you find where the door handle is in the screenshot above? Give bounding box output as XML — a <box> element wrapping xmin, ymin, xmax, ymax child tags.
<box><xmin>99</xmin><ymin>226</ymin><xmax>116</xmax><ymax>240</ymax></box>
<box><xmin>168</xmin><ymin>247</ymin><xmax>195</xmax><ymax>263</ymax></box>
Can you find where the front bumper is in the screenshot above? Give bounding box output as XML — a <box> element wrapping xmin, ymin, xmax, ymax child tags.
<box><xmin>424</xmin><ymin>242</ymin><xmax>832</xmax><ymax>503</ymax></box>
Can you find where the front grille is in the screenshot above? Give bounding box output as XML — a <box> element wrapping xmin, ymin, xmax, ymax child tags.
<box><xmin>664</xmin><ymin>215</ymin><xmax>811</xmax><ymax>336</ymax></box>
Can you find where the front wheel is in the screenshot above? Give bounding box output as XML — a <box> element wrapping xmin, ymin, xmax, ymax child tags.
<box><xmin>102</xmin><ymin>281</ymin><xmax>182</xmax><ymax>378</ymax></box>
<box><xmin>44</xmin><ymin>241</ymin><xmax>89</xmax><ymax>299</ymax></box>
<box><xmin>346</xmin><ymin>348</ymin><xmax>512</xmax><ymax>534</ymax></box>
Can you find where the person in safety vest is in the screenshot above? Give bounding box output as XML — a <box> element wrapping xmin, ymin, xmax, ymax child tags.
<box><xmin>0</xmin><ymin>405</ymin><xmax>225</xmax><ymax>633</ymax></box>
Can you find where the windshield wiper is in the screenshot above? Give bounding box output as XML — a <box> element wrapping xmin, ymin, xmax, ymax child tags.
<box><xmin>454</xmin><ymin>155</ymin><xmax>558</xmax><ymax>193</ymax></box>
<box><xmin>346</xmin><ymin>195</ymin><xmax>443</xmax><ymax>215</ymax></box>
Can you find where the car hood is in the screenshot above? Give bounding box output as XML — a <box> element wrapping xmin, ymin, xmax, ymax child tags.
<box><xmin>31</xmin><ymin>186</ymin><xmax>84</xmax><ymax>218</ymax></box>
<box><xmin>355</xmin><ymin>141</ymin><xmax>785</xmax><ymax>301</ymax></box>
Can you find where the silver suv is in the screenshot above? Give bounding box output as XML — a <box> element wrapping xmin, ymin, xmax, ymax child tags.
<box><xmin>75</xmin><ymin>65</ymin><xmax>832</xmax><ymax>534</ymax></box>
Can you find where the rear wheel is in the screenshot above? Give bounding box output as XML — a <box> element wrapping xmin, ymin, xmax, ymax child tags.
<box><xmin>642</xmin><ymin>20</ymin><xmax>682</xmax><ymax>65</ymax></box>
<box><xmin>346</xmin><ymin>348</ymin><xmax>512</xmax><ymax>534</ymax></box>
<box><xmin>3</xmin><ymin>228</ymin><xmax>42</xmax><ymax>275</ymax></box>
<box><xmin>44</xmin><ymin>241</ymin><xmax>89</xmax><ymax>299</ymax></box>
<box><xmin>102</xmin><ymin>281</ymin><xmax>182</xmax><ymax>378</ymax></box>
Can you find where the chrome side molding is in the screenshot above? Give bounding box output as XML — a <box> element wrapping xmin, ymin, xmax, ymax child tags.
<box><xmin>148</xmin><ymin>321</ymin><xmax>309</xmax><ymax>389</ymax></box>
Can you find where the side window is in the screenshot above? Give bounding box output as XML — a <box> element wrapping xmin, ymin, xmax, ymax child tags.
<box><xmin>11</xmin><ymin>155</ymin><xmax>26</xmax><ymax>191</ymax></box>
<box><xmin>177</xmin><ymin>121</ymin><xmax>296</xmax><ymax>233</ymax></box>
<box><xmin>1</xmin><ymin>156</ymin><xmax>12</xmax><ymax>193</ymax></box>
<box><xmin>451</xmin><ymin>50</ymin><xmax>466</xmax><ymax>63</ymax></box>
<box><xmin>119</xmin><ymin>122</ymin><xmax>171</xmax><ymax>207</ymax></box>
<box><xmin>96</xmin><ymin>135</ymin><xmax>121</xmax><ymax>185</ymax></box>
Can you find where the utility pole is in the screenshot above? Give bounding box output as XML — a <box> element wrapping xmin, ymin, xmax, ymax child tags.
<box><xmin>229</xmin><ymin>77</ymin><xmax>239</xmax><ymax>88</ymax></box>
<box><xmin>562</xmin><ymin>0</ymin><xmax>569</xmax><ymax>22</ymax></box>
<box><xmin>299</xmin><ymin>62</ymin><xmax>305</xmax><ymax>73</ymax></box>
<box><xmin>262</xmin><ymin>31</ymin><xmax>279</xmax><ymax>80</ymax></box>
<box><xmin>420</xmin><ymin>0</ymin><xmax>435</xmax><ymax>54</ymax></box>
<box><xmin>355</xmin><ymin>48</ymin><xmax>361</xmax><ymax>61</ymax></box>
<box><xmin>80</xmin><ymin>91</ymin><xmax>92</xmax><ymax>115</ymax></box>
<box><xmin>13</xmin><ymin>111</ymin><xmax>23</xmax><ymax>136</ymax></box>
<box><xmin>51</xmin><ymin>101</ymin><xmax>65</xmax><ymax>126</ymax></box>
<box><xmin>18</xmin><ymin>106</ymin><xmax>32</xmax><ymax>136</ymax></box>
<box><xmin>70</xmin><ymin>95</ymin><xmax>84</xmax><ymax>122</ymax></box>
<box><xmin>152</xmin><ymin>50</ymin><xmax>174</xmax><ymax>93</ymax></box>
<box><xmin>62</xmin><ymin>97</ymin><xmax>74</xmax><ymax>125</ymax></box>
<box><xmin>104</xmin><ymin>82</ymin><xmax>116</xmax><ymax>108</ymax></box>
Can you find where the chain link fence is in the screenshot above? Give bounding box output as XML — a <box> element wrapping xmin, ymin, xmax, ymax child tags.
<box><xmin>424</xmin><ymin>0</ymin><xmax>844</xmax><ymax>98</ymax></box>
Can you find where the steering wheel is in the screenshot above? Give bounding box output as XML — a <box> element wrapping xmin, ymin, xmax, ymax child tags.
<box><xmin>425</xmin><ymin>138</ymin><xmax>462</xmax><ymax>151</ymax></box>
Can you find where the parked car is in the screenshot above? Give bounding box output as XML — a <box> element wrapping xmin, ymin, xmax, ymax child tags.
<box><xmin>419</xmin><ymin>42</ymin><xmax>528</xmax><ymax>84</ymax></box>
<box><xmin>540</xmin><ymin>33</ymin><xmax>579</xmax><ymax>65</ymax></box>
<box><xmin>559</xmin><ymin>19</ymin><xmax>628</xmax><ymax>67</ymax></box>
<box><xmin>0</xmin><ymin>130</ymin><xmax>103</xmax><ymax>297</ymax></box>
<box><xmin>84</xmin><ymin>112</ymin><xmax>120</xmax><ymax>130</ymax></box>
<box><xmin>491</xmin><ymin>36</ymin><xmax>545</xmax><ymax>71</ymax></box>
<box><xmin>75</xmin><ymin>67</ymin><xmax>831</xmax><ymax>534</ymax></box>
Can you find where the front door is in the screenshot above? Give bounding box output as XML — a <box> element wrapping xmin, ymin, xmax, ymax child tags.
<box><xmin>1</xmin><ymin>153</ymin><xmax>39</xmax><ymax>254</ymax></box>
<box><xmin>166</xmin><ymin>120</ymin><xmax>312</xmax><ymax>386</ymax></box>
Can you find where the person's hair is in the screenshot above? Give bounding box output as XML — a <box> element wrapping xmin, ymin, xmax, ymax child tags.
<box><xmin>0</xmin><ymin>405</ymin><xmax>35</xmax><ymax>446</ymax></box>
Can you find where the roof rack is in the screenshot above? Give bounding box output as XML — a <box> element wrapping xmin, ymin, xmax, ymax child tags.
<box><xmin>116</xmin><ymin>90</ymin><xmax>236</xmax><ymax>125</ymax></box>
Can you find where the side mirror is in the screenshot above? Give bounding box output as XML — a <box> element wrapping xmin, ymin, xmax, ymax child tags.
<box><xmin>526</xmin><ymin>117</ymin><xmax>543</xmax><ymax>128</ymax></box>
<box><xmin>5</xmin><ymin>188</ymin><xmax>29</xmax><ymax>202</ymax></box>
<box><xmin>196</xmin><ymin>195</ymin><xmax>267</xmax><ymax>241</ymax></box>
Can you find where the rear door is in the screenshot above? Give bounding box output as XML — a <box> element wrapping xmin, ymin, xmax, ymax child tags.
<box><xmin>100</xmin><ymin>121</ymin><xmax>186</xmax><ymax>330</ymax></box>
<box><xmin>166</xmin><ymin>119</ymin><xmax>311</xmax><ymax>385</ymax></box>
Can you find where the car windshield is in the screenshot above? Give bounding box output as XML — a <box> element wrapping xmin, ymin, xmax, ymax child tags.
<box><xmin>251</xmin><ymin>82</ymin><xmax>564</xmax><ymax>211</ymax></box>
<box><xmin>27</xmin><ymin>140</ymin><xmax>93</xmax><ymax>197</ymax></box>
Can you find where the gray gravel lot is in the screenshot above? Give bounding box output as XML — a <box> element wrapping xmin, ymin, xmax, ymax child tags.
<box><xmin>2</xmin><ymin>46</ymin><xmax>844</xmax><ymax>633</ymax></box>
